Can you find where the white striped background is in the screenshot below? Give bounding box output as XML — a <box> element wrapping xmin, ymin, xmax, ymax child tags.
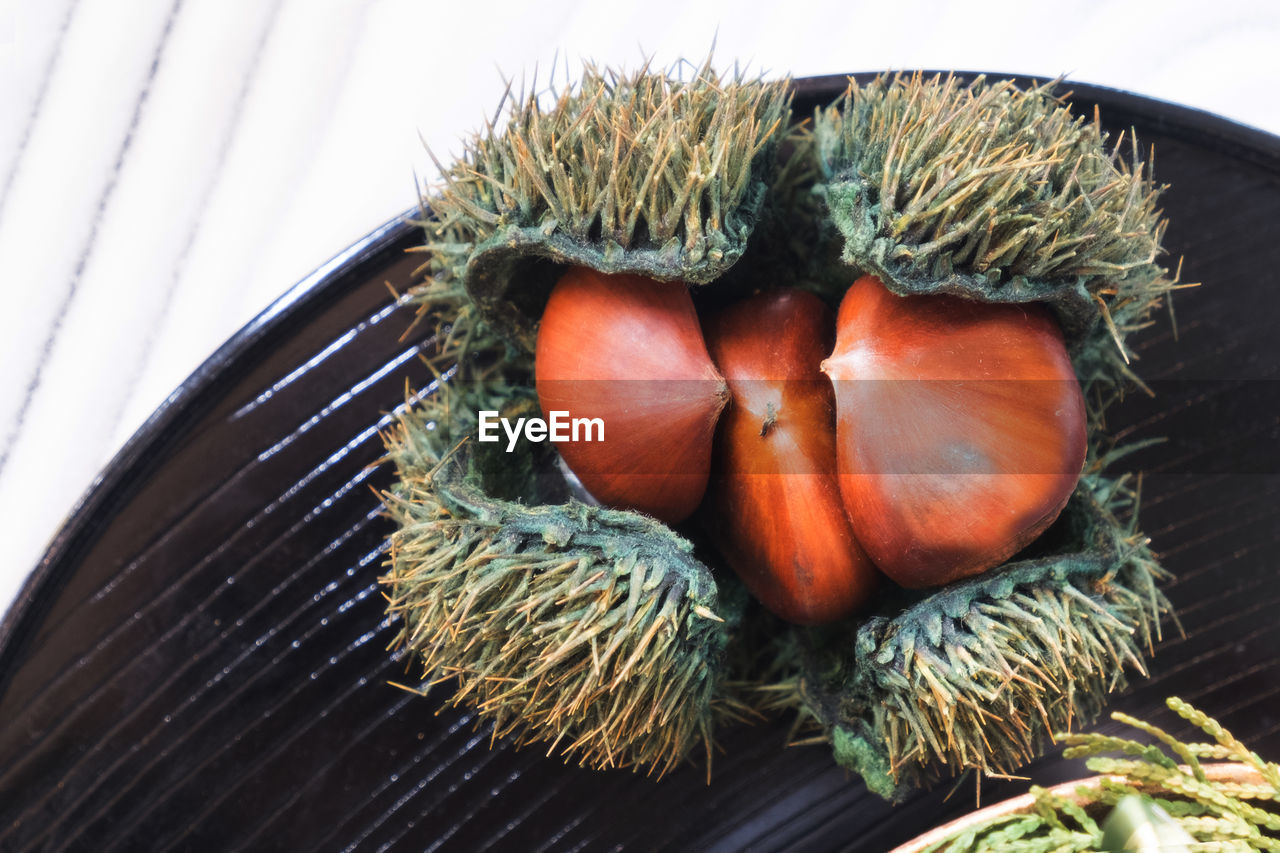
<box><xmin>2</xmin><ymin>0</ymin><xmax>1278</xmax><ymax>617</ymax></box>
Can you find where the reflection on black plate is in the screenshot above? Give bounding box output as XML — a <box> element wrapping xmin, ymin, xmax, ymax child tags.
<box><xmin>2</xmin><ymin>74</ymin><xmax>1279</xmax><ymax>852</ymax></box>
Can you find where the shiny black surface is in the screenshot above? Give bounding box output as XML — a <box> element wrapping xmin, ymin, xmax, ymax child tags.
<box><xmin>2</xmin><ymin>75</ymin><xmax>1279</xmax><ymax>852</ymax></box>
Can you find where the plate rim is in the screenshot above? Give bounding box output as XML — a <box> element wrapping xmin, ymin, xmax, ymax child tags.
<box><xmin>0</xmin><ymin>212</ymin><xmax>419</xmax><ymax>672</ymax></box>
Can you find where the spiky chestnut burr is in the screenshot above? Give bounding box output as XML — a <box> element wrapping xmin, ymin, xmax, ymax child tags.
<box><xmin>381</xmin><ymin>58</ymin><xmax>793</xmax><ymax>781</ymax></box>
<box><xmin>385</xmin><ymin>63</ymin><xmax>1179</xmax><ymax>794</ymax></box>
<box><xmin>777</xmin><ymin>471</ymin><xmax>1172</xmax><ymax>799</ymax></box>
<box><xmin>813</xmin><ymin>72</ymin><xmax>1176</xmax><ymax>380</ymax></box>
<box><xmin>380</xmin><ymin>395</ymin><xmax>735</xmax><ymax>777</ymax></box>
<box><xmin>414</xmin><ymin>57</ymin><xmax>793</xmax><ymax>349</ymax></box>
<box><xmin>711</xmin><ymin>73</ymin><xmax>1177</xmax><ymax>795</ymax></box>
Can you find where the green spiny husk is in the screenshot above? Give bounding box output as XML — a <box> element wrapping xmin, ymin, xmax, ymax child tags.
<box><xmin>415</xmin><ymin>57</ymin><xmax>793</xmax><ymax>349</ymax></box>
<box><xmin>385</xmin><ymin>63</ymin><xmax>1180</xmax><ymax>789</ymax></box>
<box><xmin>813</xmin><ymin>72</ymin><xmax>1175</xmax><ymax>367</ymax></box>
<box><xmin>739</xmin><ymin>469</ymin><xmax>1172</xmax><ymax>800</ymax></box>
<box><xmin>380</xmin><ymin>387</ymin><xmax>736</xmax><ymax>777</ymax></box>
<box><xmin>919</xmin><ymin>698</ymin><xmax>1280</xmax><ymax>852</ymax></box>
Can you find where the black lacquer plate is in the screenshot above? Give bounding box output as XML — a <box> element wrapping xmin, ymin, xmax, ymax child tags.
<box><xmin>2</xmin><ymin>74</ymin><xmax>1279</xmax><ymax>853</ymax></box>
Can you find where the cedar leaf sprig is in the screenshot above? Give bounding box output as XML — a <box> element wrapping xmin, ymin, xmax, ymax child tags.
<box><xmin>922</xmin><ymin>698</ymin><xmax>1280</xmax><ymax>852</ymax></box>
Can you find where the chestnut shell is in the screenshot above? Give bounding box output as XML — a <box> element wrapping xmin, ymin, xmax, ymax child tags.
<box><xmin>535</xmin><ymin>267</ymin><xmax>729</xmax><ymax>523</ymax></box>
<box><xmin>822</xmin><ymin>275</ymin><xmax>1088</xmax><ymax>588</ymax></box>
<box><xmin>702</xmin><ymin>289</ymin><xmax>878</xmax><ymax>624</ymax></box>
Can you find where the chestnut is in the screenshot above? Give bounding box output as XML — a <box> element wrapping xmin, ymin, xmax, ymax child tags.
<box><xmin>703</xmin><ymin>289</ymin><xmax>878</xmax><ymax>624</ymax></box>
<box><xmin>821</xmin><ymin>275</ymin><xmax>1087</xmax><ymax>588</ymax></box>
<box><xmin>535</xmin><ymin>266</ymin><xmax>729</xmax><ymax>523</ymax></box>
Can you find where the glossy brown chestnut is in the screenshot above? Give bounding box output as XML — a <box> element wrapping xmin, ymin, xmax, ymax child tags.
<box><xmin>821</xmin><ymin>275</ymin><xmax>1087</xmax><ymax>588</ymax></box>
<box><xmin>535</xmin><ymin>266</ymin><xmax>729</xmax><ymax>523</ymax></box>
<box><xmin>703</xmin><ymin>289</ymin><xmax>878</xmax><ymax>624</ymax></box>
